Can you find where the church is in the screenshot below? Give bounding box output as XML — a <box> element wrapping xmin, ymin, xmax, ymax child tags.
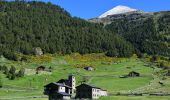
<box><xmin>44</xmin><ymin>75</ymin><xmax>76</xmax><ymax>100</ymax></box>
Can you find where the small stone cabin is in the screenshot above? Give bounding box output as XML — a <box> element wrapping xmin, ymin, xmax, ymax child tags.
<box><xmin>84</xmin><ymin>66</ymin><xmax>94</xmax><ymax>71</ymax></box>
<box><xmin>36</xmin><ymin>66</ymin><xmax>45</xmax><ymax>71</ymax></box>
<box><xmin>75</xmin><ymin>84</ymin><xmax>107</xmax><ymax>99</ymax></box>
<box><xmin>128</xmin><ymin>71</ymin><xmax>140</xmax><ymax>77</ymax></box>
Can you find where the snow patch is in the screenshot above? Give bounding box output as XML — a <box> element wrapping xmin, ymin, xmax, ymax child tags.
<box><xmin>99</xmin><ymin>5</ymin><xmax>137</xmax><ymax>18</ymax></box>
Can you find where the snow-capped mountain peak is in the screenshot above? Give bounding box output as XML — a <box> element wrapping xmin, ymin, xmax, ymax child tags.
<box><xmin>99</xmin><ymin>5</ymin><xmax>138</xmax><ymax>18</ymax></box>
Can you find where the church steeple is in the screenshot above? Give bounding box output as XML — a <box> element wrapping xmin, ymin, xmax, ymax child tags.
<box><xmin>68</xmin><ymin>74</ymin><xmax>76</xmax><ymax>94</ymax></box>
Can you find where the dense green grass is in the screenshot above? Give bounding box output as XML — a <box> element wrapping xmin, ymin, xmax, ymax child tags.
<box><xmin>0</xmin><ymin>54</ymin><xmax>170</xmax><ymax>99</ymax></box>
<box><xmin>11</xmin><ymin>96</ymin><xmax>170</xmax><ymax>100</ymax></box>
<box><xmin>100</xmin><ymin>96</ymin><xmax>170</xmax><ymax>100</ymax></box>
<box><xmin>89</xmin><ymin>77</ymin><xmax>152</xmax><ymax>93</ymax></box>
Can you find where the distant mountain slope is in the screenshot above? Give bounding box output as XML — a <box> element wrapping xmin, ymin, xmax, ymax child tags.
<box><xmin>90</xmin><ymin>10</ymin><xmax>170</xmax><ymax>56</ymax></box>
<box><xmin>0</xmin><ymin>1</ymin><xmax>134</xmax><ymax>60</ymax></box>
<box><xmin>99</xmin><ymin>5</ymin><xmax>138</xmax><ymax>18</ymax></box>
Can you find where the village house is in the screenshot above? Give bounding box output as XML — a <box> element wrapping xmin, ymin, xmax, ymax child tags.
<box><xmin>75</xmin><ymin>84</ymin><xmax>107</xmax><ymax>99</ymax></box>
<box><xmin>57</xmin><ymin>75</ymin><xmax>76</xmax><ymax>94</ymax></box>
<box><xmin>44</xmin><ymin>75</ymin><xmax>76</xmax><ymax>100</ymax></box>
<box><xmin>44</xmin><ymin>82</ymin><xmax>72</xmax><ymax>100</ymax></box>
<box><xmin>36</xmin><ymin>66</ymin><xmax>46</xmax><ymax>74</ymax></box>
<box><xmin>84</xmin><ymin>66</ymin><xmax>94</xmax><ymax>71</ymax></box>
<box><xmin>36</xmin><ymin>66</ymin><xmax>46</xmax><ymax>71</ymax></box>
<box><xmin>128</xmin><ymin>71</ymin><xmax>140</xmax><ymax>77</ymax></box>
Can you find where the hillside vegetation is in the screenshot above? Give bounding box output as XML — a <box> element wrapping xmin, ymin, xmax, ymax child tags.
<box><xmin>0</xmin><ymin>53</ymin><xmax>170</xmax><ymax>99</ymax></box>
<box><xmin>0</xmin><ymin>1</ymin><xmax>170</xmax><ymax>100</ymax></box>
<box><xmin>0</xmin><ymin>1</ymin><xmax>133</xmax><ymax>60</ymax></box>
<box><xmin>90</xmin><ymin>11</ymin><xmax>170</xmax><ymax>57</ymax></box>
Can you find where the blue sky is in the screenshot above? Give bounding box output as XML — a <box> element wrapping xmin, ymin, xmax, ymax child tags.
<box><xmin>42</xmin><ymin>0</ymin><xmax>170</xmax><ymax>19</ymax></box>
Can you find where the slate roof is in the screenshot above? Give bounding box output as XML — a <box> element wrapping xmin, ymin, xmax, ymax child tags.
<box><xmin>76</xmin><ymin>84</ymin><xmax>101</xmax><ymax>89</ymax></box>
<box><xmin>57</xmin><ymin>92</ymin><xmax>71</xmax><ymax>96</ymax></box>
<box><xmin>129</xmin><ymin>71</ymin><xmax>140</xmax><ymax>74</ymax></box>
<box><xmin>44</xmin><ymin>82</ymin><xmax>72</xmax><ymax>88</ymax></box>
<box><xmin>57</xmin><ymin>79</ymin><xmax>68</xmax><ymax>83</ymax></box>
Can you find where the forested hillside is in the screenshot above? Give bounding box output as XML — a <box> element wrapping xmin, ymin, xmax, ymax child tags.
<box><xmin>0</xmin><ymin>1</ymin><xmax>134</xmax><ymax>60</ymax></box>
<box><xmin>93</xmin><ymin>11</ymin><xmax>170</xmax><ymax>56</ymax></box>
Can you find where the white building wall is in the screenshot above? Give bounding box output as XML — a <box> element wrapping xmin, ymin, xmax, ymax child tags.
<box><xmin>100</xmin><ymin>90</ymin><xmax>107</xmax><ymax>96</ymax></box>
<box><xmin>63</xmin><ymin>96</ymin><xmax>70</xmax><ymax>100</ymax></box>
<box><xmin>92</xmin><ymin>88</ymin><xmax>107</xmax><ymax>99</ymax></box>
<box><xmin>58</xmin><ymin>86</ymin><xmax>66</xmax><ymax>92</ymax></box>
<box><xmin>92</xmin><ymin>88</ymin><xmax>100</xmax><ymax>99</ymax></box>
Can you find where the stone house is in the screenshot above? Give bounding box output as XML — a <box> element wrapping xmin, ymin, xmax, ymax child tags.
<box><xmin>84</xmin><ymin>66</ymin><xmax>94</xmax><ymax>71</ymax></box>
<box><xmin>128</xmin><ymin>71</ymin><xmax>140</xmax><ymax>77</ymax></box>
<box><xmin>75</xmin><ymin>84</ymin><xmax>107</xmax><ymax>99</ymax></box>
<box><xmin>44</xmin><ymin>75</ymin><xmax>76</xmax><ymax>100</ymax></box>
<box><xmin>36</xmin><ymin>66</ymin><xmax>45</xmax><ymax>71</ymax></box>
<box><xmin>44</xmin><ymin>82</ymin><xmax>72</xmax><ymax>100</ymax></box>
<box><xmin>51</xmin><ymin>92</ymin><xmax>71</xmax><ymax>100</ymax></box>
<box><xmin>57</xmin><ymin>75</ymin><xmax>76</xmax><ymax>94</ymax></box>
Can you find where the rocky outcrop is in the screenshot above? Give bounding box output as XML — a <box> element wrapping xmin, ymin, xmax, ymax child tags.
<box><xmin>34</xmin><ymin>47</ymin><xmax>43</xmax><ymax>56</ymax></box>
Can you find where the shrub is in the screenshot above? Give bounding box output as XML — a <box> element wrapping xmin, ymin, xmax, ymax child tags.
<box><xmin>8</xmin><ymin>66</ymin><xmax>16</xmax><ymax>80</ymax></box>
<box><xmin>105</xmin><ymin>50</ymin><xmax>119</xmax><ymax>57</ymax></box>
<box><xmin>3</xmin><ymin>51</ymin><xmax>18</xmax><ymax>61</ymax></box>
<box><xmin>17</xmin><ymin>68</ymin><xmax>25</xmax><ymax>77</ymax></box>
<box><xmin>0</xmin><ymin>76</ymin><xmax>2</xmax><ymax>88</ymax></box>
<box><xmin>0</xmin><ymin>65</ymin><xmax>2</xmax><ymax>71</ymax></box>
<box><xmin>150</xmin><ymin>55</ymin><xmax>160</xmax><ymax>62</ymax></box>
<box><xmin>137</xmin><ymin>53</ymin><xmax>144</xmax><ymax>58</ymax></box>
<box><xmin>159</xmin><ymin>62</ymin><xmax>169</xmax><ymax>69</ymax></box>
<box><xmin>3</xmin><ymin>66</ymin><xmax>9</xmax><ymax>75</ymax></box>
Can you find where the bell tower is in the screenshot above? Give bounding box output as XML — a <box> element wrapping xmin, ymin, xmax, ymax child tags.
<box><xmin>68</xmin><ymin>74</ymin><xmax>76</xmax><ymax>94</ymax></box>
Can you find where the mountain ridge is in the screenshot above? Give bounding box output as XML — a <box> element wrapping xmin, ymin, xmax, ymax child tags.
<box><xmin>90</xmin><ymin>10</ymin><xmax>170</xmax><ymax>56</ymax></box>
<box><xmin>99</xmin><ymin>5</ymin><xmax>139</xmax><ymax>18</ymax></box>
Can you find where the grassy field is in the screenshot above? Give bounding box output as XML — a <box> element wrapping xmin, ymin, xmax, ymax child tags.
<box><xmin>21</xmin><ymin>96</ymin><xmax>170</xmax><ymax>100</ymax></box>
<box><xmin>0</xmin><ymin>53</ymin><xmax>170</xmax><ymax>99</ymax></box>
<box><xmin>100</xmin><ymin>96</ymin><xmax>170</xmax><ymax>100</ymax></box>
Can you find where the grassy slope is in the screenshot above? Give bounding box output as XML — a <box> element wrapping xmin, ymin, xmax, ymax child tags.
<box><xmin>23</xmin><ymin>96</ymin><xmax>170</xmax><ymax>100</ymax></box>
<box><xmin>100</xmin><ymin>96</ymin><xmax>170</xmax><ymax>100</ymax></box>
<box><xmin>0</xmin><ymin>53</ymin><xmax>170</xmax><ymax>99</ymax></box>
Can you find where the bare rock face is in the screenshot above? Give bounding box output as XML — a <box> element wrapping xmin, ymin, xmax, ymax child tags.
<box><xmin>34</xmin><ymin>47</ymin><xmax>43</xmax><ymax>56</ymax></box>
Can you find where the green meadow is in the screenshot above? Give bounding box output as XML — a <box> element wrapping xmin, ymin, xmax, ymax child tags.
<box><xmin>100</xmin><ymin>96</ymin><xmax>170</xmax><ymax>100</ymax></box>
<box><xmin>0</xmin><ymin>53</ymin><xmax>170</xmax><ymax>99</ymax></box>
